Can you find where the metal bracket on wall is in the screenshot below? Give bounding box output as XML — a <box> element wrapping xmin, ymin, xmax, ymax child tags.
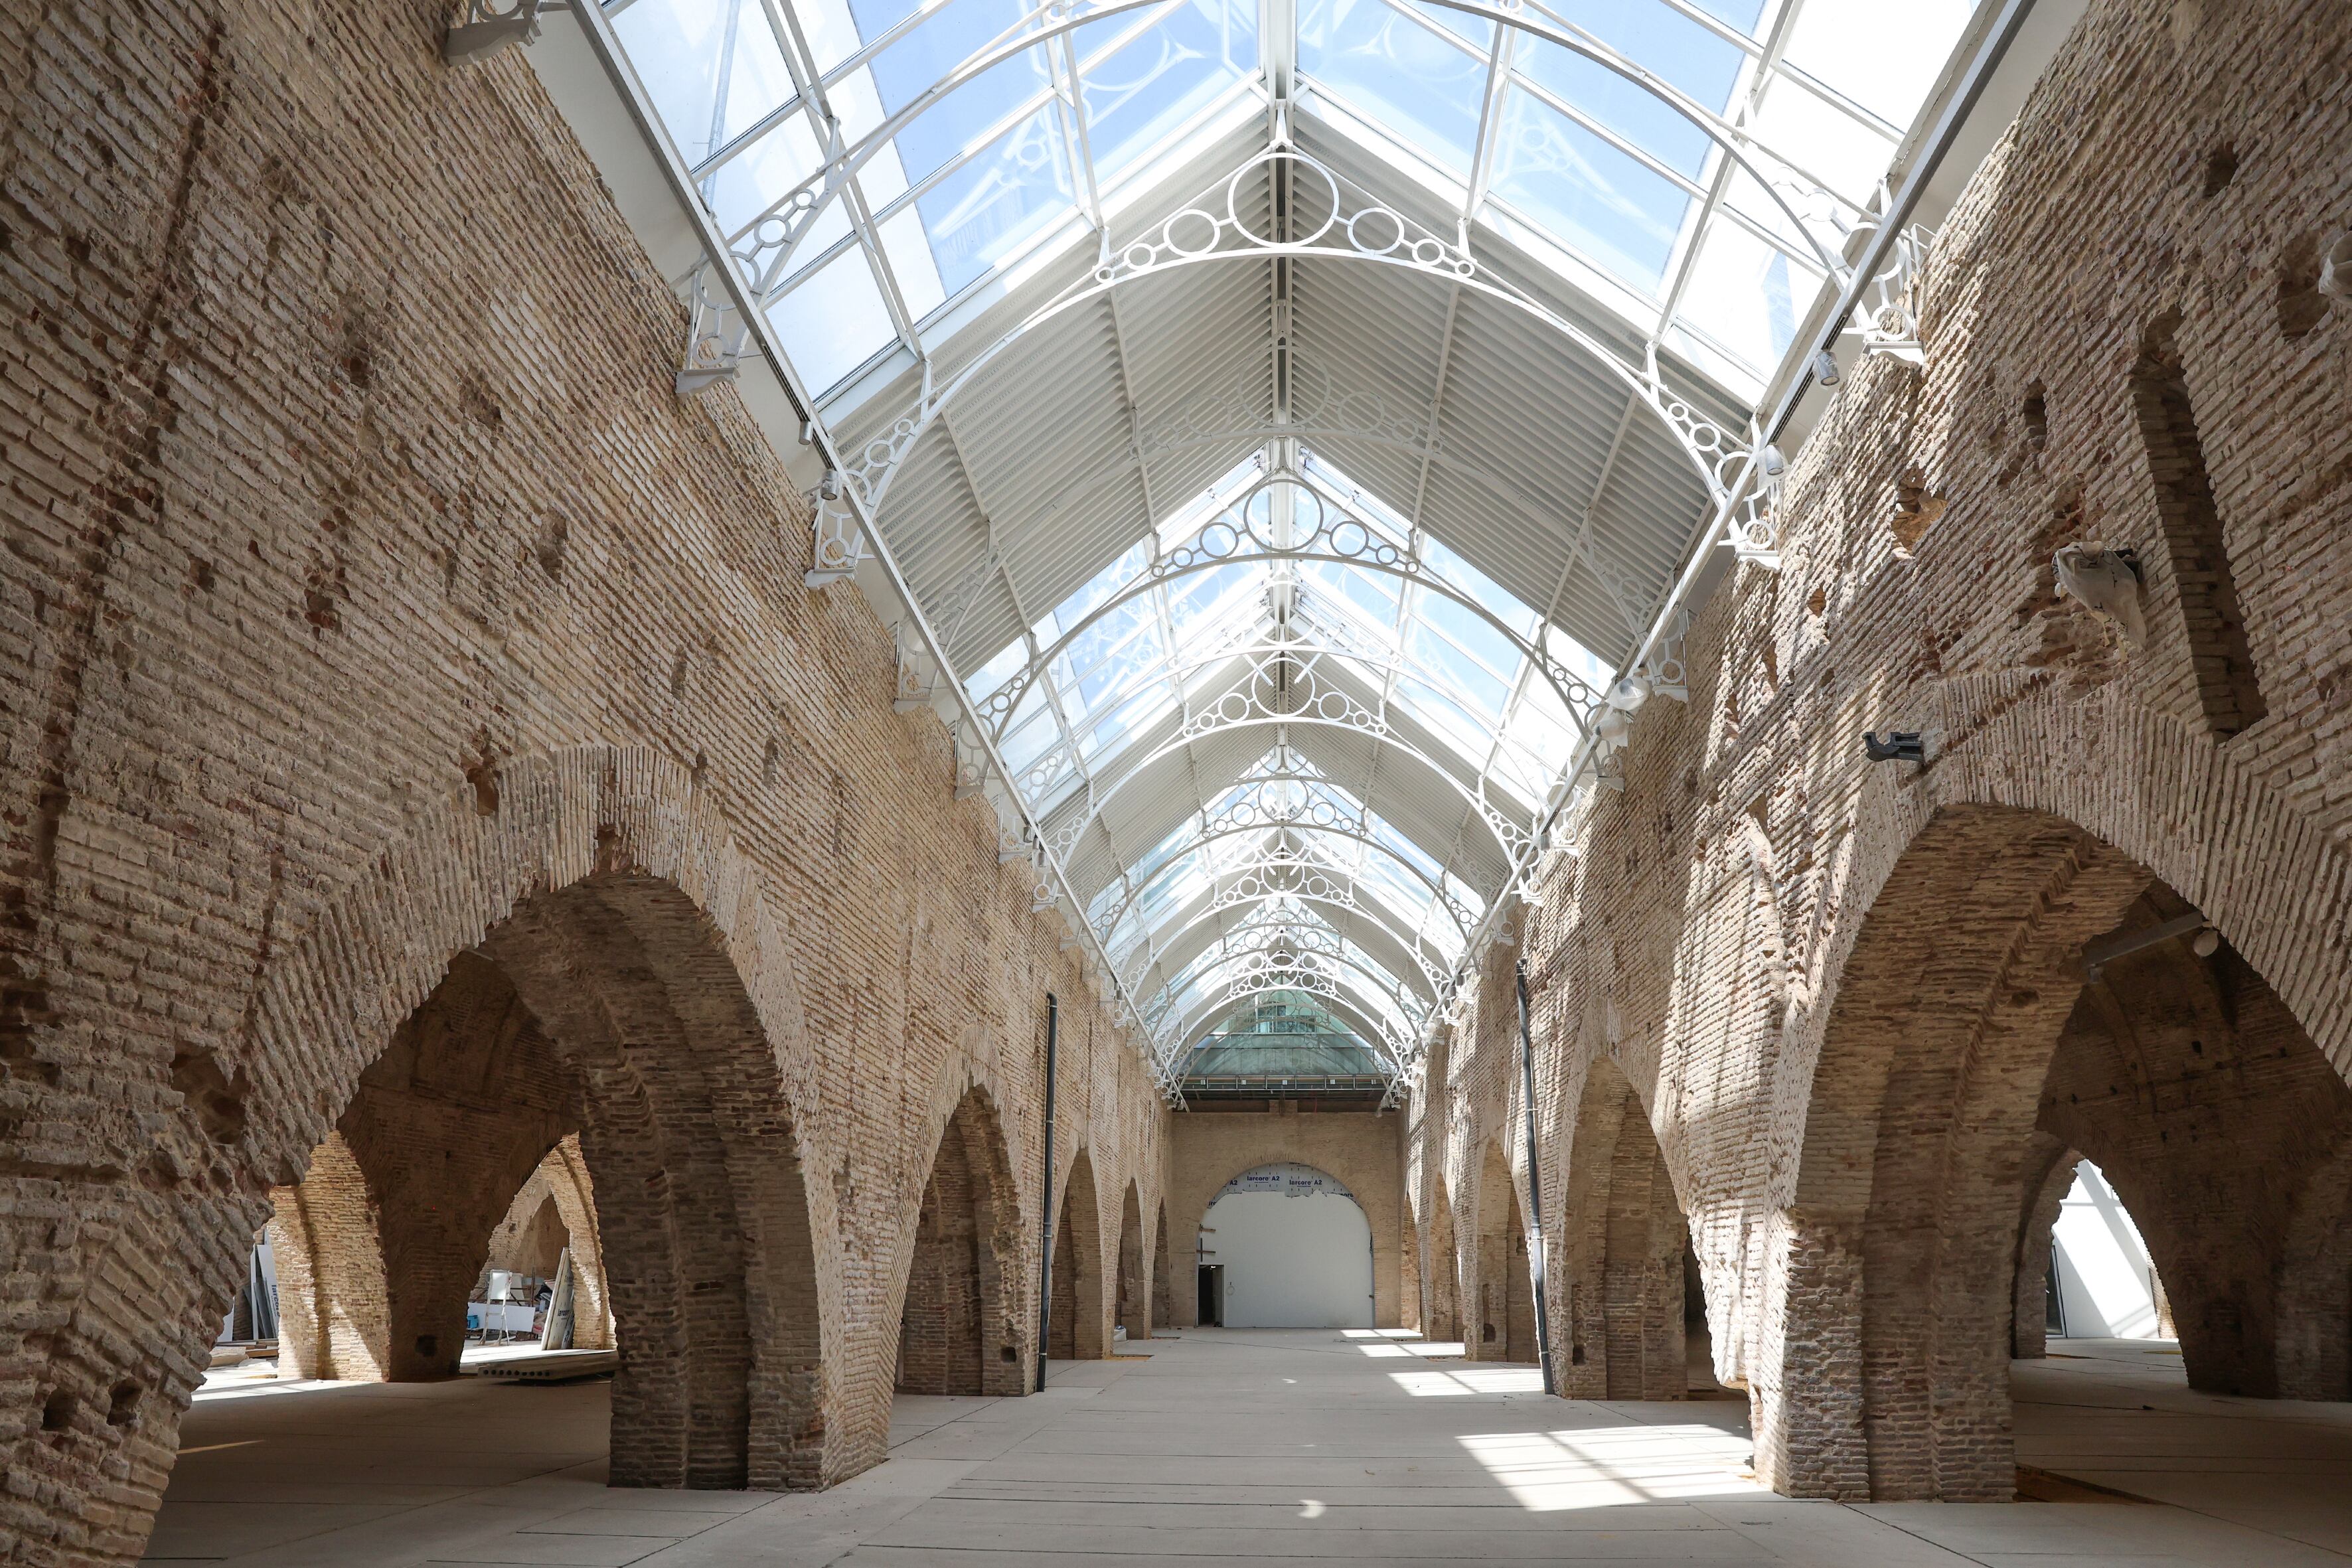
<box><xmin>444</xmin><ymin>0</ymin><xmax>551</xmax><ymax>65</ymax></box>
<box><xmin>1863</xmin><ymin>730</ymin><xmax>1926</xmax><ymax>765</ymax></box>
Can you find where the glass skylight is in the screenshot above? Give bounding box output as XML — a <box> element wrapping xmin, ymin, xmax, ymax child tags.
<box><xmin>976</xmin><ymin>447</ymin><xmax>1601</xmax><ymax>1064</ymax></box>
<box><xmin>595</xmin><ymin>0</ymin><xmax>1992</xmax><ymax>1084</ymax></box>
<box><xmin>607</xmin><ymin>0</ymin><xmax>1980</xmax><ymax>402</ymax></box>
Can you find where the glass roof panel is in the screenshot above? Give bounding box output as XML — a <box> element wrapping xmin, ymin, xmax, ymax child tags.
<box><xmin>1182</xmin><ymin>991</ymin><xmax>1389</xmax><ymax>1081</ymax></box>
<box><xmin>1484</xmin><ymin>86</ymin><xmax>1689</xmax><ymax>295</ymax></box>
<box><xmin>600</xmin><ymin>0</ymin><xmax>1997</xmax><ymax>1081</ymax></box>
<box><xmin>1509</xmin><ymin>4</ymin><xmax>1746</xmax><ymax>180</ymax></box>
<box><xmin>766</xmin><ymin>246</ymin><xmax>899</xmax><ymax>392</ymax></box>
<box><xmin>908</xmin><ymin>104</ymin><xmax>1075</xmax><ymax>293</ymax></box>
<box><xmin>1781</xmin><ymin>0</ymin><xmax>1980</xmax><ymax>131</ymax></box>
<box><xmin>615</xmin><ymin>0</ymin><xmax>794</xmax><ymax>163</ymax></box>
<box><xmin>1080</xmin><ymin>0</ymin><xmax>1258</xmax><ymax>185</ymax></box>
<box><xmin>1298</xmin><ymin>0</ymin><xmax>1488</xmax><ymax>178</ymax></box>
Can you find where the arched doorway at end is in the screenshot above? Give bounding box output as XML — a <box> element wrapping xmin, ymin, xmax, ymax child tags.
<box><xmin>1200</xmin><ymin>1164</ymin><xmax>1373</xmax><ymax>1329</ymax></box>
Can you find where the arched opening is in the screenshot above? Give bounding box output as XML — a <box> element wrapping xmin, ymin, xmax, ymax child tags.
<box><xmin>1116</xmin><ymin>1182</ymin><xmax>1148</xmax><ymax>1343</ymax></box>
<box><xmin>1428</xmin><ymin>1174</ymin><xmax>1462</xmax><ymax>1345</ymax></box>
<box><xmin>1766</xmin><ymin>806</ymin><xmax>2351</xmax><ymax>1502</ymax></box>
<box><xmin>1559</xmin><ymin>1059</ymin><xmax>1689</xmax><ymax>1399</ymax></box>
<box><xmin>896</xmin><ymin>1088</ymin><xmax>1026</xmax><ymax>1397</ymax></box>
<box><xmin>1199</xmin><ymin>1164</ymin><xmax>1373</xmax><ymax>1328</ymax></box>
<box><xmin>1470</xmin><ymin>1142</ymin><xmax>1535</xmax><ymax>1363</ymax></box>
<box><xmin>1049</xmin><ymin>1148</ymin><xmax>1107</xmax><ymax>1360</ymax></box>
<box><xmin>2037</xmin><ymin>884</ymin><xmax>2351</xmax><ymax>1396</ymax></box>
<box><xmin>2014</xmin><ymin>1150</ymin><xmax>2173</xmax><ymax>1350</ymax></box>
<box><xmin>472</xmin><ymin>1136</ymin><xmax>614</xmax><ymax>1352</ymax></box>
<box><xmin>230</xmin><ymin>876</ymin><xmax>828</xmax><ymax>1492</ymax></box>
<box><xmin>268</xmin><ymin>951</ymin><xmax>576</xmax><ymax>1383</ymax></box>
<box><xmin>1151</xmin><ymin>1200</ymin><xmax>1175</xmax><ymax>1333</ymax></box>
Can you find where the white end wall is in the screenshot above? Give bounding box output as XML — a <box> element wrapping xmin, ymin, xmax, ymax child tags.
<box><xmin>1200</xmin><ymin>1165</ymin><xmax>1373</xmax><ymax>1329</ymax></box>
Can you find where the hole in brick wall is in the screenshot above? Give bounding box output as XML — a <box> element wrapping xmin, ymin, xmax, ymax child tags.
<box><xmin>1000</xmin><ymin>1345</ymin><xmax>1018</xmax><ymax>1362</ymax></box>
<box><xmin>464</xmin><ymin>732</ymin><xmax>503</xmax><ymax>817</ymax></box>
<box><xmin>41</xmin><ymin>1391</ymin><xmax>74</xmax><ymax>1432</ymax></box>
<box><xmin>169</xmin><ymin>1048</ymin><xmax>248</xmax><ymax>1144</ymax></box>
<box><xmin>459</xmin><ymin>370</ymin><xmax>504</xmax><ymax>432</ymax></box>
<box><xmin>2130</xmin><ymin>311</ymin><xmax>2266</xmax><ymax>737</ymax></box>
<box><xmin>416</xmin><ymin>1335</ymin><xmax>437</xmax><ymax>1360</ymax></box>
<box><xmin>1889</xmin><ymin>465</ymin><xmax>1948</xmax><ymax>552</ymax></box>
<box><xmin>107</xmin><ymin>1382</ymin><xmax>141</xmax><ymax>1427</ymax></box>
<box><xmin>670</xmin><ymin>649</ymin><xmax>691</xmax><ymax>700</ymax></box>
<box><xmin>2277</xmin><ymin>234</ymin><xmax>2327</xmax><ymax>341</ymax></box>
<box><xmin>2022</xmin><ymin>382</ymin><xmax>2049</xmax><ymax>451</ymax></box>
<box><xmin>761</xmin><ymin>738</ymin><xmax>781</xmax><ymax>787</ymax></box>
<box><xmin>2200</xmin><ymin>145</ymin><xmax>2237</xmax><ymax>198</ymax></box>
<box><xmin>533</xmin><ymin>516</ymin><xmax>568</xmax><ymax>578</ymax></box>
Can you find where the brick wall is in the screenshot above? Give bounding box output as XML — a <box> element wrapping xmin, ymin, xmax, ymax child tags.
<box><xmin>0</xmin><ymin>0</ymin><xmax>1168</xmax><ymax>1554</ymax></box>
<box><xmin>1406</xmin><ymin>0</ymin><xmax>2352</xmax><ymax>1504</ymax></box>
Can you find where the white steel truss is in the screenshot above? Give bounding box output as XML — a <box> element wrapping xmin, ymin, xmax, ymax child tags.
<box><xmin>546</xmin><ymin>0</ymin><xmax>2021</xmax><ymax>1093</ymax></box>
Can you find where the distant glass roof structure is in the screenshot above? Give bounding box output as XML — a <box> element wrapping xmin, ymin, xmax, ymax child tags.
<box><xmin>1182</xmin><ymin>992</ymin><xmax>1388</xmax><ymax>1079</ymax></box>
<box><xmin>597</xmin><ymin>0</ymin><xmax>1990</xmax><ymax>1093</ymax></box>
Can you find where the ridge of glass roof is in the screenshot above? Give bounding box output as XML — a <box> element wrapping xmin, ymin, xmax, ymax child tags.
<box><xmin>609</xmin><ymin>0</ymin><xmax>1981</xmax><ymax>406</ymax></box>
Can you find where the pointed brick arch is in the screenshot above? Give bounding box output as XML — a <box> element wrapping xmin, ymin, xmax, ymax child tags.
<box><xmin>897</xmin><ymin>1085</ymin><xmax>1027</xmax><ymax>1397</ymax></box>
<box><xmin>1050</xmin><ymin>1147</ymin><xmax>1108</xmax><ymax>1360</ymax></box>
<box><xmin>1469</xmin><ymin>1141</ymin><xmax>1535</xmax><ymax>1363</ymax></box>
<box><xmin>1399</xmin><ymin>1202</ymin><xmax>1423</xmax><ymax>1334</ymax></box>
<box><xmin>52</xmin><ymin>749</ymin><xmax>842</xmax><ymax>1531</ymax></box>
<box><xmin>1761</xmin><ymin>807</ymin><xmax>2153</xmax><ymax>1500</ymax></box>
<box><xmin>1117</xmin><ymin>1181</ymin><xmax>1148</xmax><ymax>1342</ymax></box>
<box><xmin>1559</xmin><ymin>1056</ymin><xmax>1687</xmax><ymax>1399</ymax></box>
<box><xmin>1152</xmin><ymin>1199</ymin><xmax>1175</xmax><ymax>1332</ymax></box>
<box><xmin>1751</xmin><ymin>678</ymin><xmax>2352</xmax><ymax>1502</ymax></box>
<box><xmin>1427</xmin><ymin>1171</ymin><xmax>1462</xmax><ymax>1345</ymax></box>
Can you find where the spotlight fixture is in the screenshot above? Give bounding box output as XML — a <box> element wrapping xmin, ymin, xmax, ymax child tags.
<box><xmin>1760</xmin><ymin>444</ymin><xmax>1788</xmax><ymax>479</ymax></box>
<box><xmin>2319</xmin><ymin>232</ymin><xmax>2352</xmax><ymax>299</ymax></box>
<box><xmin>819</xmin><ymin>469</ymin><xmax>842</xmax><ymax>501</ymax></box>
<box><xmin>1863</xmin><ymin>730</ymin><xmax>1925</xmax><ymax>765</ymax></box>
<box><xmin>1812</xmin><ymin>349</ymin><xmax>1841</xmax><ymax>386</ymax></box>
<box><xmin>2191</xmin><ymin>927</ymin><xmax>2222</xmax><ymax>958</ymax></box>
<box><xmin>1606</xmin><ymin>674</ymin><xmax>1652</xmax><ymax>712</ymax></box>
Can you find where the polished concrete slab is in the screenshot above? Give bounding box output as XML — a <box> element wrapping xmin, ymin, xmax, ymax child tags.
<box><xmin>146</xmin><ymin>1330</ymin><xmax>2352</xmax><ymax>1565</ymax></box>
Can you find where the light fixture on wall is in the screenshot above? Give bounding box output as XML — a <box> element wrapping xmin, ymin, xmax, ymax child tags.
<box><xmin>2053</xmin><ymin>543</ymin><xmax>2147</xmax><ymax>644</ymax></box>
<box><xmin>444</xmin><ymin>0</ymin><xmax>543</xmax><ymax>64</ymax></box>
<box><xmin>1812</xmin><ymin>350</ymin><xmax>1842</xmax><ymax>387</ymax></box>
<box><xmin>2319</xmin><ymin>232</ymin><xmax>2352</xmax><ymax>299</ymax></box>
<box><xmin>1863</xmin><ymin>730</ymin><xmax>1925</xmax><ymax>765</ymax></box>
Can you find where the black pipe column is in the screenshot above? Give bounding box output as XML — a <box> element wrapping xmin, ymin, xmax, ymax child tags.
<box><xmin>1035</xmin><ymin>992</ymin><xmax>1059</xmax><ymax>1391</ymax></box>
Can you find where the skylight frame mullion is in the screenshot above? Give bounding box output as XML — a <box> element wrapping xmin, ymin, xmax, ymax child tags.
<box><xmin>1404</xmin><ymin>581</ymin><xmax>1527</xmax><ymax>693</ymax></box>
<box><xmin>869</xmin><ymin>72</ymin><xmax>1265</xmax><ymax>339</ymax></box>
<box><xmin>1460</xmin><ymin>1</ymin><xmax>1517</xmax><ymax>220</ymax></box>
<box><xmin>1650</xmin><ymin>0</ymin><xmax>1807</xmax><ymax>353</ymax></box>
<box><xmin>742</xmin><ymin>0</ymin><xmax>932</xmax><ymax>344</ymax></box>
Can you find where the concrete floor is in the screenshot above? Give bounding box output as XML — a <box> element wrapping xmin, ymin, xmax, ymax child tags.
<box><xmin>145</xmin><ymin>1330</ymin><xmax>2352</xmax><ymax>1565</ymax></box>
